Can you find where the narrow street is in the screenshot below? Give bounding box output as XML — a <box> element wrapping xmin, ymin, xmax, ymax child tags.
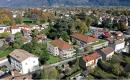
<box><xmin>41</xmin><ymin>55</ymin><xmax>82</xmax><ymax>69</ymax></box>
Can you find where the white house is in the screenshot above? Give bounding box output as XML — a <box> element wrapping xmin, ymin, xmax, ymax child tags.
<box><xmin>100</xmin><ymin>47</ymin><xmax>114</xmax><ymax>60</ymax></box>
<box><xmin>0</xmin><ymin>25</ymin><xmax>8</xmax><ymax>33</ymax></box>
<box><xmin>11</xmin><ymin>27</ymin><xmax>21</xmax><ymax>34</ymax></box>
<box><xmin>47</xmin><ymin>39</ymin><xmax>76</xmax><ymax>58</ymax></box>
<box><xmin>114</xmin><ymin>40</ymin><xmax>125</xmax><ymax>52</ymax></box>
<box><xmin>9</xmin><ymin>49</ymin><xmax>39</xmax><ymax>74</ymax></box>
<box><xmin>83</xmin><ymin>52</ymin><xmax>101</xmax><ymax>69</ymax></box>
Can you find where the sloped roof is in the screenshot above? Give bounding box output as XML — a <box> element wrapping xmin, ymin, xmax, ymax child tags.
<box><xmin>9</xmin><ymin>49</ymin><xmax>36</xmax><ymax>62</ymax></box>
<box><xmin>51</xmin><ymin>39</ymin><xmax>72</xmax><ymax>50</ymax></box>
<box><xmin>83</xmin><ymin>52</ymin><xmax>100</xmax><ymax>62</ymax></box>
<box><xmin>71</xmin><ymin>33</ymin><xmax>97</xmax><ymax>43</ymax></box>
<box><xmin>101</xmin><ymin>47</ymin><xmax>114</xmax><ymax>55</ymax></box>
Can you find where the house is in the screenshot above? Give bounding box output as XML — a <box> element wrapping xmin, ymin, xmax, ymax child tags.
<box><xmin>100</xmin><ymin>47</ymin><xmax>114</xmax><ymax>60</ymax></box>
<box><xmin>106</xmin><ymin>37</ymin><xmax>114</xmax><ymax>44</ymax></box>
<box><xmin>11</xmin><ymin>27</ymin><xmax>21</xmax><ymax>34</ymax></box>
<box><xmin>114</xmin><ymin>31</ymin><xmax>125</xmax><ymax>41</ymax></box>
<box><xmin>0</xmin><ymin>25</ymin><xmax>8</xmax><ymax>33</ymax></box>
<box><xmin>71</xmin><ymin>33</ymin><xmax>97</xmax><ymax>47</ymax></box>
<box><xmin>115</xmin><ymin>31</ymin><xmax>123</xmax><ymax>37</ymax></box>
<box><xmin>36</xmin><ymin>34</ymin><xmax>47</xmax><ymax>43</ymax></box>
<box><xmin>9</xmin><ymin>49</ymin><xmax>39</xmax><ymax>74</ymax></box>
<box><xmin>71</xmin><ymin>33</ymin><xmax>108</xmax><ymax>50</ymax></box>
<box><xmin>47</xmin><ymin>39</ymin><xmax>76</xmax><ymax>58</ymax></box>
<box><xmin>114</xmin><ymin>40</ymin><xmax>125</xmax><ymax>52</ymax></box>
<box><xmin>83</xmin><ymin>52</ymin><xmax>101</xmax><ymax>69</ymax></box>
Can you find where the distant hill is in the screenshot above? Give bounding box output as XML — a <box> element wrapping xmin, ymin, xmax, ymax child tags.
<box><xmin>0</xmin><ymin>0</ymin><xmax>130</xmax><ymax>7</ymax></box>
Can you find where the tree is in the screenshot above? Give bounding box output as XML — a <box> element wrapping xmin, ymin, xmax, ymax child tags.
<box><xmin>112</xmin><ymin>63</ymin><xmax>124</xmax><ymax>76</ymax></box>
<box><xmin>0</xmin><ymin>11</ymin><xmax>13</xmax><ymax>25</ymax></box>
<box><xmin>118</xmin><ymin>21</ymin><xmax>128</xmax><ymax>31</ymax></box>
<box><xmin>14</xmin><ymin>15</ymin><xmax>22</xmax><ymax>24</ymax></box>
<box><xmin>48</xmin><ymin>18</ymin><xmax>70</xmax><ymax>39</ymax></box>
<box><xmin>32</xmin><ymin>70</ymin><xmax>44</xmax><ymax>79</ymax></box>
<box><xmin>21</xmin><ymin>42</ymin><xmax>49</xmax><ymax>64</ymax></box>
<box><xmin>43</xmin><ymin>67</ymin><xmax>59</xmax><ymax>79</ymax></box>
<box><xmin>60</xmin><ymin>31</ymin><xmax>70</xmax><ymax>42</ymax></box>
<box><xmin>79</xmin><ymin>57</ymin><xmax>87</xmax><ymax>70</ymax></box>
<box><xmin>102</xmin><ymin>18</ymin><xmax>113</xmax><ymax>30</ymax></box>
<box><xmin>39</xmin><ymin>50</ymin><xmax>49</xmax><ymax>64</ymax></box>
<box><xmin>85</xmin><ymin>16</ymin><xmax>92</xmax><ymax>31</ymax></box>
<box><xmin>75</xmin><ymin>19</ymin><xmax>88</xmax><ymax>34</ymax></box>
<box><xmin>13</xmin><ymin>32</ymin><xmax>24</xmax><ymax>48</ymax></box>
<box><xmin>31</xmin><ymin>29</ymin><xmax>39</xmax><ymax>39</ymax></box>
<box><xmin>21</xmin><ymin>42</ymin><xmax>33</xmax><ymax>53</ymax></box>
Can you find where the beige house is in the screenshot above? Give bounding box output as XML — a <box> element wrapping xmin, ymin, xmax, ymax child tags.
<box><xmin>100</xmin><ymin>47</ymin><xmax>114</xmax><ymax>60</ymax></box>
<box><xmin>83</xmin><ymin>52</ymin><xmax>101</xmax><ymax>69</ymax></box>
<box><xmin>47</xmin><ymin>39</ymin><xmax>76</xmax><ymax>58</ymax></box>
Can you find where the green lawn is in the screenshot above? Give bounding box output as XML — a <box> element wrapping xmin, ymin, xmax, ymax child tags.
<box><xmin>0</xmin><ymin>47</ymin><xmax>13</xmax><ymax>58</ymax></box>
<box><xmin>91</xmin><ymin>39</ymin><xmax>106</xmax><ymax>46</ymax></box>
<box><xmin>47</xmin><ymin>54</ymin><xmax>61</xmax><ymax>64</ymax></box>
<box><xmin>0</xmin><ymin>50</ymin><xmax>10</xmax><ymax>58</ymax></box>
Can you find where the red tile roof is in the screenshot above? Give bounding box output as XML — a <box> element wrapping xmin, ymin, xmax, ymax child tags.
<box><xmin>101</xmin><ymin>47</ymin><xmax>114</xmax><ymax>55</ymax></box>
<box><xmin>83</xmin><ymin>52</ymin><xmax>100</xmax><ymax>62</ymax></box>
<box><xmin>71</xmin><ymin>33</ymin><xmax>97</xmax><ymax>43</ymax></box>
<box><xmin>51</xmin><ymin>39</ymin><xmax>72</xmax><ymax>50</ymax></box>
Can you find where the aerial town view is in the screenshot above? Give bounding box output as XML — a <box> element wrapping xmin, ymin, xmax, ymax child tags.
<box><xmin>0</xmin><ymin>0</ymin><xmax>130</xmax><ymax>80</ymax></box>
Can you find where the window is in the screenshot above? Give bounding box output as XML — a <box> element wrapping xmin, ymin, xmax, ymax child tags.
<box><xmin>33</xmin><ymin>61</ymin><xmax>35</xmax><ymax>63</ymax></box>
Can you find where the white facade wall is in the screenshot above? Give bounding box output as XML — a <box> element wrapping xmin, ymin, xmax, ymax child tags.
<box><xmin>106</xmin><ymin>52</ymin><xmax>114</xmax><ymax>60</ymax></box>
<box><xmin>86</xmin><ymin>60</ymin><xmax>95</xmax><ymax>67</ymax></box>
<box><xmin>85</xmin><ymin>57</ymin><xmax>101</xmax><ymax>68</ymax></box>
<box><xmin>0</xmin><ymin>27</ymin><xmax>7</xmax><ymax>33</ymax></box>
<box><xmin>10</xmin><ymin>57</ymin><xmax>39</xmax><ymax>74</ymax></box>
<box><xmin>60</xmin><ymin>49</ymin><xmax>76</xmax><ymax>58</ymax></box>
<box><xmin>115</xmin><ymin>42</ymin><xmax>125</xmax><ymax>52</ymax></box>
<box><xmin>0</xmin><ymin>58</ymin><xmax>8</xmax><ymax>66</ymax></box>
<box><xmin>10</xmin><ymin>58</ymin><xmax>22</xmax><ymax>71</ymax></box>
<box><xmin>21</xmin><ymin>57</ymin><xmax>39</xmax><ymax>74</ymax></box>
<box><xmin>47</xmin><ymin>43</ymin><xmax>59</xmax><ymax>56</ymax></box>
<box><xmin>11</xmin><ymin>29</ymin><xmax>21</xmax><ymax>34</ymax></box>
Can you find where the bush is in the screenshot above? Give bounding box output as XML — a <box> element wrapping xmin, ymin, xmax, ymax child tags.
<box><xmin>112</xmin><ymin>63</ymin><xmax>124</xmax><ymax>76</ymax></box>
<box><xmin>97</xmin><ymin>60</ymin><xmax>112</xmax><ymax>73</ymax></box>
<box><xmin>0</xmin><ymin>32</ymin><xmax>10</xmax><ymax>39</ymax></box>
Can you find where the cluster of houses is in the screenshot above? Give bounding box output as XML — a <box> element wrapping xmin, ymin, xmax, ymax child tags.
<box><xmin>0</xmin><ymin>25</ymin><xmax>128</xmax><ymax>76</ymax></box>
<box><xmin>46</xmin><ymin>29</ymin><xmax>127</xmax><ymax>69</ymax></box>
<box><xmin>77</xmin><ymin>30</ymin><xmax>127</xmax><ymax>69</ymax></box>
<box><xmin>0</xmin><ymin>23</ymin><xmax>49</xmax><ymax>34</ymax></box>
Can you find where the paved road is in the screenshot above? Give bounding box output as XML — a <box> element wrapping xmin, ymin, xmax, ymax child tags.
<box><xmin>41</xmin><ymin>55</ymin><xmax>82</xmax><ymax>69</ymax></box>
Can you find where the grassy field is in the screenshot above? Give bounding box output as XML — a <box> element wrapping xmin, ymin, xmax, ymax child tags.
<box><xmin>0</xmin><ymin>45</ymin><xmax>14</xmax><ymax>58</ymax></box>
<box><xmin>47</xmin><ymin>54</ymin><xmax>61</xmax><ymax>64</ymax></box>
